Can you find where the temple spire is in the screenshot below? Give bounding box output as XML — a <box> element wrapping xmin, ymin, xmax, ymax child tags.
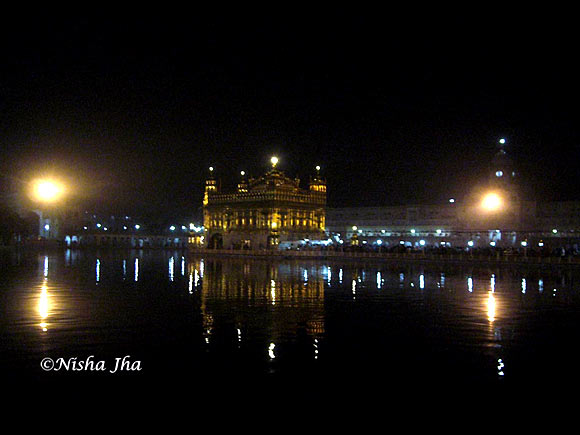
<box><xmin>310</xmin><ymin>164</ymin><xmax>326</xmax><ymax>193</ymax></box>
<box><xmin>203</xmin><ymin>166</ymin><xmax>218</xmax><ymax>206</ymax></box>
<box><xmin>238</xmin><ymin>170</ymin><xmax>248</xmax><ymax>193</ymax></box>
<box><xmin>270</xmin><ymin>156</ymin><xmax>279</xmax><ymax>170</ymax></box>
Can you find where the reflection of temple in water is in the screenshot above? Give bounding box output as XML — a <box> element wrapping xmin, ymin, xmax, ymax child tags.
<box><xmin>188</xmin><ymin>258</ymin><xmax>325</xmax><ymax>356</ymax></box>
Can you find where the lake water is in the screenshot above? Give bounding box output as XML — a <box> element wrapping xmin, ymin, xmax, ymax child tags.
<box><xmin>2</xmin><ymin>248</ymin><xmax>580</xmax><ymax>391</ymax></box>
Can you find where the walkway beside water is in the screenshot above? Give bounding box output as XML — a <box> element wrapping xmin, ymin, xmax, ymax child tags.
<box><xmin>188</xmin><ymin>247</ymin><xmax>580</xmax><ymax>267</ymax></box>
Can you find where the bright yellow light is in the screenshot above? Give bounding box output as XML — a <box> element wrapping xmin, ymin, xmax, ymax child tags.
<box><xmin>33</xmin><ymin>180</ymin><xmax>63</xmax><ymax>203</ymax></box>
<box><xmin>270</xmin><ymin>156</ymin><xmax>279</xmax><ymax>167</ymax></box>
<box><xmin>482</xmin><ymin>193</ymin><xmax>502</xmax><ymax>211</ymax></box>
<box><xmin>271</xmin><ymin>221</ymin><xmax>278</xmax><ymax>229</ymax></box>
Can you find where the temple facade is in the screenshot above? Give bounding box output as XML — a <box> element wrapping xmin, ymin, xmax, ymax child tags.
<box><xmin>203</xmin><ymin>159</ymin><xmax>326</xmax><ymax>249</ymax></box>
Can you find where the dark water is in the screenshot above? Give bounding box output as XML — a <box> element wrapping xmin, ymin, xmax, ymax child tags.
<box><xmin>2</xmin><ymin>248</ymin><xmax>580</xmax><ymax>391</ymax></box>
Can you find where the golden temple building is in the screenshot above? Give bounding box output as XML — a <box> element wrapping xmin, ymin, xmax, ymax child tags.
<box><xmin>203</xmin><ymin>157</ymin><xmax>326</xmax><ymax>249</ymax></box>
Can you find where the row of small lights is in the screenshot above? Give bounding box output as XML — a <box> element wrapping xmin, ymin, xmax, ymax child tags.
<box><xmin>83</xmin><ymin>223</ymin><xmax>204</xmax><ymax>232</ymax></box>
<box><xmin>352</xmin><ymin>226</ymin><xmax>445</xmax><ymax>235</ymax></box>
<box><xmin>350</xmin><ymin>230</ymin><xmax>553</xmax><ymax>248</ymax></box>
<box><xmin>361</xmin><ymin>239</ymin><xmax>547</xmax><ymax>248</ymax></box>
<box><xmin>352</xmin><ymin>225</ymin><xmax>559</xmax><ymax>238</ymax></box>
<box><xmin>209</xmin><ymin>157</ymin><xmax>322</xmax><ymax>174</ymax></box>
<box><xmin>85</xmin><ymin>223</ymin><xmax>141</xmax><ymax>231</ymax></box>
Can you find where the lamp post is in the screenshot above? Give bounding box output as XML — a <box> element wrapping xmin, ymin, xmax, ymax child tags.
<box><xmin>31</xmin><ymin>179</ymin><xmax>65</xmax><ymax>240</ymax></box>
<box><xmin>33</xmin><ymin>180</ymin><xmax>62</xmax><ymax>203</ymax></box>
<box><xmin>480</xmin><ymin>191</ymin><xmax>506</xmax><ymax>248</ymax></box>
<box><xmin>481</xmin><ymin>192</ymin><xmax>502</xmax><ymax>212</ymax></box>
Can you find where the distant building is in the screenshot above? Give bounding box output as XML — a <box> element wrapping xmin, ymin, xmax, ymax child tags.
<box><xmin>326</xmin><ymin>201</ymin><xmax>580</xmax><ymax>250</ymax></box>
<box><xmin>202</xmin><ymin>159</ymin><xmax>326</xmax><ymax>249</ymax></box>
<box><xmin>59</xmin><ymin>212</ymin><xmax>199</xmax><ymax>248</ymax></box>
<box><xmin>326</xmin><ymin>140</ymin><xmax>580</xmax><ymax>251</ymax></box>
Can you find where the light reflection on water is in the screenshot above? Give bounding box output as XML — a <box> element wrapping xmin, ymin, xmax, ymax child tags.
<box><xmin>38</xmin><ymin>280</ymin><xmax>49</xmax><ymax>332</ymax></box>
<box><xmin>2</xmin><ymin>248</ymin><xmax>580</xmax><ymax>385</ymax></box>
<box><xmin>487</xmin><ymin>292</ymin><xmax>496</xmax><ymax>323</ymax></box>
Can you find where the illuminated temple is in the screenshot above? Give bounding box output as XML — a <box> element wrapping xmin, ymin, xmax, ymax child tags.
<box><xmin>203</xmin><ymin>158</ymin><xmax>326</xmax><ymax>249</ymax></box>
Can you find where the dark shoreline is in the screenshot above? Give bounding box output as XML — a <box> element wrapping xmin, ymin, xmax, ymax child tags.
<box><xmin>187</xmin><ymin>247</ymin><xmax>580</xmax><ymax>269</ymax></box>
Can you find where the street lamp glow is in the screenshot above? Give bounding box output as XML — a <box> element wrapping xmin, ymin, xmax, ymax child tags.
<box><xmin>270</xmin><ymin>156</ymin><xmax>279</xmax><ymax>167</ymax></box>
<box><xmin>482</xmin><ymin>193</ymin><xmax>502</xmax><ymax>211</ymax></box>
<box><xmin>315</xmin><ymin>165</ymin><xmax>321</xmax><ymax>171</ymax></box>
<box><xmin>499</xmin><ymin>138</ymin><xmax>506</xmax><ymax>144</ymax></box>
<box><xmin>134</xmin><ymin>224</ymin><xmax>140</xmax><ymax>230</ymax></box>
<box><xmin>33</xmin><ymin>180</ymin><xmax>63</xmax><ymax>203</ymax></box>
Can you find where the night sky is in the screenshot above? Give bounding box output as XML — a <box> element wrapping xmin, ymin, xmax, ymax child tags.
<box><xmin>1</xmin><ymin>14</ymin><xmax>578</xmax><ymax>219</ymax></box>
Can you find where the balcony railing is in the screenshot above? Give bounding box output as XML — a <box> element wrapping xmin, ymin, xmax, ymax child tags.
<box><xmin>206</xmin><ymin>191</ymin><xmax>326</xmax><ymax>206</ymax></box>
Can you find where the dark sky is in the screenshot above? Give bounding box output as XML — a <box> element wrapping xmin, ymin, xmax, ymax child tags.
<box><xmin>1</xmin><ymin>13</ymin><xmax>578</xmax><ymax>218</ymax></box>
